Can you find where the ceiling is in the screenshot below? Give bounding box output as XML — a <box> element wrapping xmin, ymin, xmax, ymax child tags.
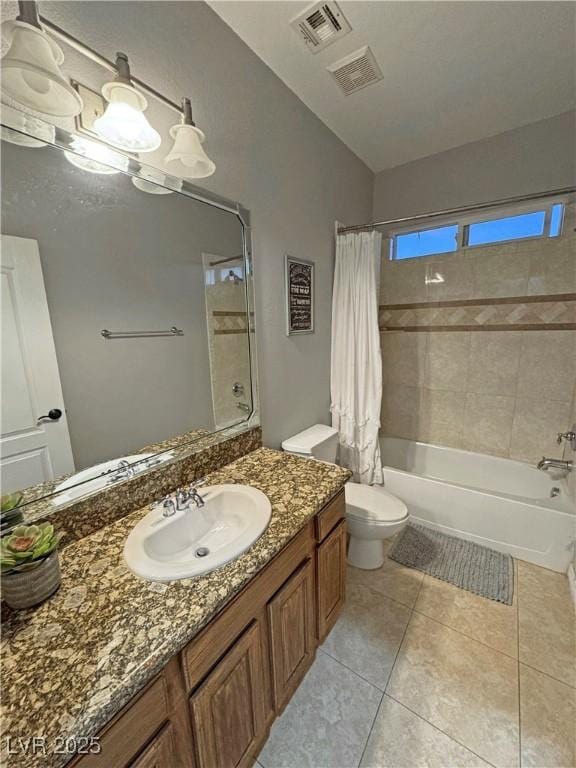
<box><xmin>208</xmin><ymin>1</ymin><xmax>576</xmax><ymax>172</ymax></box>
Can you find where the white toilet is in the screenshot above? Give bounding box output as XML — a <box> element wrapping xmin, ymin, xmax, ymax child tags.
<box><xmin>281</xmin><ymin>424</ymin><xmax>409</xmax><ymax>569</ymax></box>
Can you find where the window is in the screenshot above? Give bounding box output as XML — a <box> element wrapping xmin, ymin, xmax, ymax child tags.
<box><xmin>466</xmin><ymin>211</ymin><xmax>546</xmax><ymax>246</ymax></box>
<box><xmin>549</xmin><ymin>203</ymin><xmax>564</xmax><ymax>237</ymax></box>
<box><xmin>393</xmin><ymin>224</ymin><xmax>458</xmax><ymax>260</ymax></box>
<box><xmin>389</xmin><ymin>199</ymin><xmax>566</xmax><ymax>260</ymax></box>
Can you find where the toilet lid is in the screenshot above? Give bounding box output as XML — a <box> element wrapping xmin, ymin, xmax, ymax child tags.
<box><xmin>345</xmin><ymin>483</ymin><xmax>408</xmax><ymax>524</ymax></box>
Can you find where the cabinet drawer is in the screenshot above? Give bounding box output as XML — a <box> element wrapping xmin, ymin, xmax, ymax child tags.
<box><xmin>73</xmin><ymin>675</ymin><xmax>169</xmax><ymax>768</ymax></box>
<box><xmin>315</xmin><ymin>490</ymin><xmax>345</xmax><ymax>543</ymax></box>
<box><xmin>268</xmin><ymin>559</ymin><xmax>316</xmax><ymax>711</ymax></box>
<box><xmin>129</xmin><ymin>723</ymin><xmax>177</xmax><ymax>768</ymax></box>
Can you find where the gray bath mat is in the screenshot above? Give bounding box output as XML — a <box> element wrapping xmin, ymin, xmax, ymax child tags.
<box><xmin>389</xmin><ymin>523</ymin><xmax>513</xmax><ymax>605</ymax></box>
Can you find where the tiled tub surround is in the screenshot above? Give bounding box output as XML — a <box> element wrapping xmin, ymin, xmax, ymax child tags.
<box><xmin>379</xmin><ymin>213</ymin><xmax>576</xmax><ymax>463</ymax></box>
<box><xmin>258</xmin><ymin>543</ymin><xmax>576</xmax><ymax>768</ymax></box>
<box><xmin>1</xmin><ymin>448</ymin><xmax>351</xmax><ymax>768</ymax></box>
<box><xmin>205</xmin><ymin>279</ymin><xmax>253</xmax><ymax>427</ymax></box>
<box><xmin>19</xmin><ymin>425</ymin><xmax>262</xmax><ymax>546</ymax></box>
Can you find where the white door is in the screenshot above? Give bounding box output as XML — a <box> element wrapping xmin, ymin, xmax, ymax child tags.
<box><xmin>1</xmin><ymin>235</ymin><xmax>75</xmax><ymax>494</ymax></box>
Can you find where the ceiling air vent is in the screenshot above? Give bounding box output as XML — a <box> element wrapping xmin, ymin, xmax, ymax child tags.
<box><xmin>290</xmin><ymin>1</ymin><xmax>351</xmax><ymax>54</ymax></box>
<box><xmin>327</xmin><ymin>46</ymin><xmax>383</xmax><ymax>95</ymax></box>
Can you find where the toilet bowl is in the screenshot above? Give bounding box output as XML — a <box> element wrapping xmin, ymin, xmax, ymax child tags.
<box><xmin>345</xmin><ymin>482</ymin><xmax>408</xmax><ymax>569</ymax></box>
<box><xmin>281</xmin><ymin>424</ymin><xmax>409</xmax><ymax>570</ymax></box>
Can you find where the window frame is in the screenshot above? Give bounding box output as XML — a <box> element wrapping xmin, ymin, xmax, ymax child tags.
<box><xmin>389</xmin><ymin>220</ymin><xmax>462</xmax><ymax>261</ymax></box>
<box><xmin>388</xmin><ymin>196</ymin><xmax>568</xmax><ymax>261</ymax></box>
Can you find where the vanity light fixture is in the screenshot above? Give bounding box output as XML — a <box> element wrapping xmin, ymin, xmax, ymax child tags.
<box><xmin>64</xmin><ymin>136</ymin><xmax>129</xmax><ymax>175</ymax></box>
<box><xmin>0</xmin><ymin>0</ymin><xmax>82</xmax><ymax>117</ymax></box>
<box><xmin>0</xmin><ymin>104</ymin><xmax>55</xmax><ymax>147</ymax></box>
<box><xmin>164</xmin><ymin>98</ymin><xmax>215</xmax><ymax>179</ymax></box>
<box><xmin>131</xmin><ymin>167</ymin><xmax>182</xmax><ymax>195</ymax></box>
<box><xmin>93</xmin><ymin>52</ymin><xmax>161</xmax><ymax>153</ymax></box>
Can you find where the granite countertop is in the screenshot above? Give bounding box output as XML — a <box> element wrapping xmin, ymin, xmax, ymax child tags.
<box><xmin>1</xmin><ymin>448</ymin><xmax>351</xmax><ymax>768</ymax></box>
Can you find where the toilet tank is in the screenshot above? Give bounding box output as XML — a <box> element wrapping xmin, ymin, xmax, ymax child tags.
<box><xmin>281</xmin><ymin>424</ymin><xmax>339</xmax><ymax>463</ymax></box>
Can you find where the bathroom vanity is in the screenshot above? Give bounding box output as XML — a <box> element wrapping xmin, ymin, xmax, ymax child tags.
<box><xmin>1</xmin><ymin>448</ymin><xmax>350</xmax><ymax>768</ymax></box>
<box><xmin>1</xmin><ymin>103</ymin><xmax>349</xmax><ymax>768</ymax></box>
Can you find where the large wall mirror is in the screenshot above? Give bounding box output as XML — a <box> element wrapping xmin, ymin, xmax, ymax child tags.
<box><xmin>0</xmin><ymin>113</ymin><xmax>257</xmax><ymax>514</ymax></box>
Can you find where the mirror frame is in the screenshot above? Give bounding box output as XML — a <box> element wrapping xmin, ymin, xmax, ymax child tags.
<box><xmin>1</xmin><ymin>109</ymin><xmax>259</xmax><ymax>514</ymax></box>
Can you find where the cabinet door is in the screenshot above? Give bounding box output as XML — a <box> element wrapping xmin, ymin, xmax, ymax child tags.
<box><xmin>190</xmin><ymin>621</ymin><xmax>268</xmax><ymax>768</ymax></box>
<box><xmin>130</xmin><ymin>724</ymin><xmax>179</xmax><ymax>768</ymax></box>
<box><xmin>71</xmin><ymin>667</ymin><xmax>194</xmax><ymax>768</ymax></box>
<box><xmin>268</xmin><ymin>558</ymin><xmax>316</xmax><ymax>711</ymax></box>
<box><xmin>317</xmin><ymin>519</ymin><xmax>346</xmax><ymax>642</ymax></box>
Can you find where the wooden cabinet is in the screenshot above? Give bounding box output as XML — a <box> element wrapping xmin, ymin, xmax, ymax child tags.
<box><xmin>268</xmin><ymin>558</ymin><xmax>316</xmax><ymax>711</ymax></box>
<box><xmin>72</xmin><ymin>489</ymin><xmax>348</xmax><ymax>768</ymax></box>
<box><xmin>190</xmin><ymin>621</ymin><xmax>268</xmax><ymax>768</ymax></box>
<box><xmin>317</xmin><ymin>519</ymin><xmax>347</xmax><ymax>642</ymax></box>
<box><xmin>130</xmin><ymin>724</ymin><xmax>179</xmax><ymax>768</ymax></box>
<box><xmin>71</xmin><ymin>658</ymin><xmax>195</xmax><ymax>768</ymax></box>
<box><xmin>315</xmin><ymin>490</ymin><xmax>345</xmax><ymax>542</ymax></box>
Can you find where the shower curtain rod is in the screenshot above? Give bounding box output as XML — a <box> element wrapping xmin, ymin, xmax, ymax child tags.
<box><xmin>337</xmin><ymin>186</ymin><xmax>576</xmax><ymax>235</ymax></box>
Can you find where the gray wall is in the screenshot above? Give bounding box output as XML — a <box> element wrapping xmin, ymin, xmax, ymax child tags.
<box><xmin>373</xmin><ymin>111</ymin><xmax>576</xmax><ymax>220</ymax></box>
<box><xmin>2</xmin><ymin>140</ymin><xmax>244</xmax><ymax>469</ymax></box>
<box><xmin>37</xmin><ymin>0</ymin><xmax>374</xmax><ymax>448</ymax></box>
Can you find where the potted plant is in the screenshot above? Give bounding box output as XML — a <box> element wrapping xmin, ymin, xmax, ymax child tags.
<box><xmin>1</xmin><ymin>493</ymin><xmax>24</xmax><ymax>533</ymax></box>
<box><xmin>1</xmin><ymin>523</ymin><xmax>63</xmax><ymax>609</ymax></box>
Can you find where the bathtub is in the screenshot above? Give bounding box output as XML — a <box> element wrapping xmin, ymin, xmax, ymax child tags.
<box><xmin>380</xmin><ymin>437</ymin><xmax>576</xmax><ymax>572</ymax></box>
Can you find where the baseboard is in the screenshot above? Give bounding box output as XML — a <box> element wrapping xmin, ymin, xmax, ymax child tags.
<box><xmin>568</xmin><ymin>562</ymin><xmax>576</xmax><ymax>610</ymax></box>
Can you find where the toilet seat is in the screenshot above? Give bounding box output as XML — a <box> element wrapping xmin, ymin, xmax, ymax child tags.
<box><xmin>345</xmin><ymin>483</ymin><xmax>408</xmax><ymax>525</ymax></box>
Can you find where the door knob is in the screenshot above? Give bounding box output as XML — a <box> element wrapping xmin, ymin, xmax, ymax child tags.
<box><xmin>38</xmin><ymin>408</ymin><xmax>62</xmax><ymax>423</ymax></box>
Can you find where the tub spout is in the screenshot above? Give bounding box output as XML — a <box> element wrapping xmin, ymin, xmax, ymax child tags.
<box><xmin>537</xmin><ymin>457</ymin><xmax>573</xmax><ymax>472</ymax></box>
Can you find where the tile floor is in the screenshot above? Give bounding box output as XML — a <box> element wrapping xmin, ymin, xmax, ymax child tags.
<box><xmin>258</xmin><ymin>542</ymin><xmax>576</xmax><ymax>768</ymax></box>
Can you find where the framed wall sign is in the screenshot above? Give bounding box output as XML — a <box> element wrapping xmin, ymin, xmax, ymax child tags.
<box><xmin>285</xmin><ymin>255</ymin><xmax>314</xmax><ymax>335</ymax></box>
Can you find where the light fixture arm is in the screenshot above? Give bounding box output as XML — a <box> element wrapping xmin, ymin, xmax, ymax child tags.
<box><xmin>181</xmin><ymin>97</ymin><xmax>195</xmax><ymax>127</ymax></box>
<box><xmin>16</xmin><ymin>0</ymin><xmax>41</xmax><ymax>29</ymax></box>
<box><xmin>113</xmin><ymin>52</ymin><xmax>133</xmax><ymax>86</ymax></box>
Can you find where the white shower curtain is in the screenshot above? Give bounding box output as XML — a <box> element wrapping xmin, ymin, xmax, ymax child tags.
<box><xmin>330</xmin><ymin>231</ymin><xmax>383</xmax><ymax>485</ymax></box>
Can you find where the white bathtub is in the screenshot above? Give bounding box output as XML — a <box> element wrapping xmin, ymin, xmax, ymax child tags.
<box><xmin>380</xmin><ymin>437</ymin><xmax>576</xmax><ymax>572</ymax></box>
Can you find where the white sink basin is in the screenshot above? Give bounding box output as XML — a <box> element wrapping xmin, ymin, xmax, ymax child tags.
<box><xmin>52</xmin><ymin>452</ymin><xmax>174</xmax><ymax>506</ymax></box>
<box><xmin>123</xmin><ymin>484</ymin><xmax>271</xmax><ymax>581</ymax></box>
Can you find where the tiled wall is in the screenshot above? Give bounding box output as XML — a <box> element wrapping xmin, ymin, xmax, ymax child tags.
<box><xmin>205</xmin><ymin>281</ymin><xmax>252</xmax><ymax>428</ymax></box>
<box><xmin>380</xmin><ymin>204</ymin><xmax>576</xmax><ymax>464</ymax></box>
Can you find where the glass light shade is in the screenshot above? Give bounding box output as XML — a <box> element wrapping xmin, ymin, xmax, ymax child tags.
<box><xmin>94</xmin><ymin>82</ymin><xmax>161</xmax><ymax>153</ymax></box>
<box><xmin>64</xmin><ymin>136</ymin><xmax>129</xmax><ymax>175</ymax></box>
<box><xmin>1</xmin><ymin>20</ymin><xmax>82</xmax><ymax>117</ymax></box>
<box><xmin>164</xmin><ymin>123</ymin><xmax>215</xmax><ymax>179</ymax></box>
<box><xmin>1</xmin><ymin>104</ymin><xmax>55</xmax><ymax>147</ymax></box>
<box><xmin>131</xmin><ymin>167</ymin><xmax>181</xmax><ymax>195</ymax></box>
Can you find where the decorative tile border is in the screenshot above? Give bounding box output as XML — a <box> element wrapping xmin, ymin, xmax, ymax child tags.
<box><xmin>379</xmin><ymin>293</ymin><xmax>576</xmax><ymax>332</ymax></box>
<box><xmin>212</xmin><ymin>310</ymin><xmax>255</xmax><ymax>335</ymax></box>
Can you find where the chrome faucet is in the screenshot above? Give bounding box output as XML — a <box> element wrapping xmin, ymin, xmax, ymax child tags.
<box><xmin>107</xmin><ymin>459</ymin><xmax>136</xmax><ymax>484</ymax></box>
<box><xmin>176</xmin><ymin>483</ymin><xmax>206</xmax><ymax>510</ymax></box>
<box><xmin>537</xmin><ymin>457</ymin><xmax>573</xmax><ymax>472</ymax></box>
<box><xmin>557</xmin><ymin>431</ymin><xmax>576</xmax><ymax>450</ymax></box>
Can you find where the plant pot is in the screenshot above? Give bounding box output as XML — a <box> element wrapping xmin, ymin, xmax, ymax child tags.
<box><xmin>1</xmin><ymin>550</ymin><xmax>61</xmax><ymax>610</ymax></box>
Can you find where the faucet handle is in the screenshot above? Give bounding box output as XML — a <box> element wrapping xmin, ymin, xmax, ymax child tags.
<box><xmin>557</xmin><ymin>431</ymin><xmax>576</xmax><ymax>446</ymax></box>
<box><xmin>162</xmin><ymin>496</ymin><xmax>177</xmax><ymax>517</ymax></box>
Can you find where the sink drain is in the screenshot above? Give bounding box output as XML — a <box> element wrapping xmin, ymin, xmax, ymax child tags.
<box><xmin>195</xmin><ymin>547</ymin><xmax>210</xmax><ymax>558</ymax></box>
